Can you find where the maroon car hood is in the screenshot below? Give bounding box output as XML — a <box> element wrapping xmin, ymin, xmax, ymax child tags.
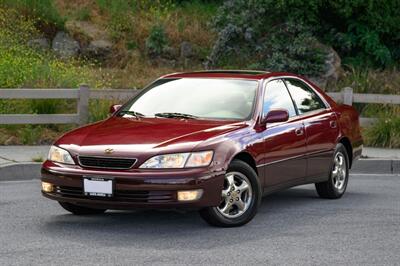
<box><xmin>56</xmin><ymin>117</ymin><xmax>247</xmax><ymax>154</ymax></box>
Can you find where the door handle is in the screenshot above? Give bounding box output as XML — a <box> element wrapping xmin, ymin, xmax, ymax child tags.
<box><xmin>295</xmin><ymin>128</ymin><xmax>304</xmax><ymax>136</ymax></box>
<box><xmin>330</xmin><ymin>120</ymin><xmax>337</xmax><ymax>128</ymax></box>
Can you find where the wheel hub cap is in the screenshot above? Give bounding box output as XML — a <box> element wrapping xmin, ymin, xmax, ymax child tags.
<box><xmin>216</xmin><ymin>171</ymin><xmax>253</xmax><ymax>218</ymax></box>
<box><xmin>332</xmin><ymin>152</ymin><xmax>347</xmax><ymax>191</ymax></box>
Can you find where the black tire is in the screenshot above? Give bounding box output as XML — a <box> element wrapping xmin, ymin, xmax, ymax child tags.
<box><xmin>199</xmin><ymin>159</ymin><xmax>262</xmax><ymax>227</ymax></box>
<box><xmin>59</xmin><ymin>202</ymin><xmax>107</xmax><ymax>215</ymax></box>
<box><xmin>315</xmin><ymin>143</ymin><xmax>349</xmax><ymax>199</ymax></box>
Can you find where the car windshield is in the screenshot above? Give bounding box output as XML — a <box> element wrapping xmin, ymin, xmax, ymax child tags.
<box><xmin>119</xmin><ymin>78</ymin><xmax>258</xmax><ymax>120</ymax></box>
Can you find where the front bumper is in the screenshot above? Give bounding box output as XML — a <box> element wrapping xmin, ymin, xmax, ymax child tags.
<box><xmin>41</xmin><ymin>161</ymin><xmax>225</xmax><ymax>210</ymax></box>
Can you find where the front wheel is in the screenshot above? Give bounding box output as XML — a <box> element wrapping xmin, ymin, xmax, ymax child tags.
<box><xmin>199</xmin><ymin>160</ymin><xmax>262</xmax><ymax>227</ymax></box>
<box><xmin>59</xmin><ymin>202</ymin><xmax>107</xmax><ymax>215</ymax></box>
<box><xmin>315</xmin><ymin>143</ymin><xmax>349</xmax><ymax>199</ymax></box>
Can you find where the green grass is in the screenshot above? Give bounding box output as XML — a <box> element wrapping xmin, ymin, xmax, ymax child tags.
<box><xmin>89</xmin><ymin>99</ymin><xmax>118</xmax><ymax>123</ymax></box>
<box><xmin>365</xmin><ymin>114</ymin><xmax>400</xmax><ymax>148</ymax></box>
<box><xmin>0</xmin><ymin>7</ymin><xmax>119</xmax><ymax>89</ymax></box>
<box><xmin>75</xmin><ymin>7</ymin><xmax>91</xmax><ymax>21</ymax></box>
<box><xmin>0</xmin><ymin>0</ymin><xmax>64</xmax><ymax>27</ymax></box>
<box><xmin>0</xmin><ymin>8</ymin><xmax>86</xmax><ymax>88</ymax></box>
<box><xmin>32</xmin><ymin>155</ymin><xmax>44</xmax><ymax>162</ymax></box>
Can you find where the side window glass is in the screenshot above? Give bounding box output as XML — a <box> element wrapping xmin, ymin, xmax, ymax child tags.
<box><xmin>263</xmin><ymin>79</ymin><xmax>297</xmax><ymax>117</ymax></box>
<box><xmin>285</xmin><ymin>79</ymin><xmax>326</xmax><ymax>114</ymax></box>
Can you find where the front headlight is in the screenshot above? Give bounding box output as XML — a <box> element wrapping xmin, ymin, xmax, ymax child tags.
<box><xmin>140</xmin><ymin>151</ymin><xmax>213</xmax><ymax>169</ymax></box>
<box><xmin>48</xmin><ymin>145</ymin><xmax>75</xmax><ymax>165</ymax></box>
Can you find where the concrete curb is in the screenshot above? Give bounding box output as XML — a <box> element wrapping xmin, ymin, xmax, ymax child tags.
<box><xmin>0</xmin><ymin>159</ymin><xmax>399</xmax><ymax>182</ymax></box>
<box><xmin>351</xmin><ymin>159</ymin><xmax>400</xmax><ymax>175</ymax></box>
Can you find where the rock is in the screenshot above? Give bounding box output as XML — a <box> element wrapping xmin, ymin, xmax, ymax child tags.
<box><xmin>64</xmin><ymin>20</ymin><xmax>113</xmax><ymax>60</ymax></box>
<box><xmin>65</xmin><ymin>20</ymin><xmax>110</xmax><ymax>44</ymax></box>
<box><xmin>323</xmin><ymin>47</ymin><xmax>342</xmax><ymax>81</ymax></box>
<box><xmin>310</xmin><ymin>46</ymin><xmax>342</xmax><ymax>89</ymax></box>
<box><xmin>27</xmin><ymin>38</ymin><xmax>50</xmax><ymax>50</ymax></box>
<box><xmin>161</xmin><ymin>46</ymin><xmax>176</xmax><ymax>60</ymax></box>
<box><xmin>180</xmin><ymin>41</ymin><xmax>193</xmax><ymax>58</ymax></box>
<box><xmin>82</xmin><ymin>39</ymin><xmax>113</xmax><ymax>60</ymax></box>
<box><xmin>52</xmin><ymin>32</ymin><xmax>80</xmax><ymax>58</ymax></box>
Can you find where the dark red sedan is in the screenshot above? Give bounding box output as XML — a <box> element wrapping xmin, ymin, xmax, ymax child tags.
<box><xmin>41</xmin><ymin>70</ymin><xmax>363</xmax><ymax>227</ymax></box>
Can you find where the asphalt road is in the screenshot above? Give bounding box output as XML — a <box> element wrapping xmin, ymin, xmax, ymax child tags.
<box><xmin>1</xmin><ymin>174</ymin><xmax>399</xmax><ymax>266</ymax></box>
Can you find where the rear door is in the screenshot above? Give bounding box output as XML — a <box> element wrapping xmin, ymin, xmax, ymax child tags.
<box><xmin>284</xmin><ymin>78</ymin><xmax>339</xmax><ymax>179</ymax></box>
<box><xmin>261</xmin><ymin>79</ymin><xmax>307</xmax><ymax>187</ymax></box>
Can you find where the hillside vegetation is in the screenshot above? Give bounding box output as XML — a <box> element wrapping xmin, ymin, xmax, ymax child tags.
<box><xmin>0</xmin><ymin>0</ymin><xmax>399</xmax><ymax>147</ymax></box>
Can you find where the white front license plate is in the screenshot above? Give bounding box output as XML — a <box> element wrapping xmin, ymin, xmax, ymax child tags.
<box><xmin>83</xmin><ymin>178</ymin><xmax>113</xmax><ymax>197</ymax></box>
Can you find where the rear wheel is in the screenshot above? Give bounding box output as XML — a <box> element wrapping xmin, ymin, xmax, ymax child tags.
<box><xmin>199</xmin><ymin>160</ymin><xmax>261</xmax><ymax>227</ymax></box>
<box><xmin>315</xmin><ymin>143</ymin><xmax>349</xmax><ymax>199</ymax></box>
<box><xmin>59</xmin><ymin>202</ymin><xmax>106</xmax><ymax>215</ymax></box>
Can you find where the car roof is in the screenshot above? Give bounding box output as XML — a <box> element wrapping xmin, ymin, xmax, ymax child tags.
<box><xmin>161</xmin><ymin>70</ymin><xmax>300</xmax><ymax>80</ymax></box>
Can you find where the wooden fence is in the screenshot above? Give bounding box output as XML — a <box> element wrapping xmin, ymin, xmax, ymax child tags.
<box><xmin>0</xmin><ymin>86</ymin><xmax>399</xmax><ymax>126</ymax></box>
<box><xmin>0</xmin><ymin>85</ymin><xmax>141</xmax><ymax>125</ymax></box>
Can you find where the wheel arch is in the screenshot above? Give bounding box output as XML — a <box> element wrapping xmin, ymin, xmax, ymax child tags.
<box><xmin>231</xmin><ymin>151</ymin><xmax>258</xmax><ymax>175</ymax></box>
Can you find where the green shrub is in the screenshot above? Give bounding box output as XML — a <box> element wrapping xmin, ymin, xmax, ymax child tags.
<box><xmin>365</xmin><ymin>114</ymin><xmax>400</xmax><ymax>148</ymax></box>
<box><xmin>250</xmin><ymin>23</ymin><xmax>326</xmax><ymax>76</ymax></box>
<box><xmin>30</xmin><ymin>99</ymin><xmax>62</xmax><ymax>114</ymax></box>
<box><xmin>145</xmin><ymin>24</ymin><xmax>169</xmax><ymax>56</ymax></box>
<box><xmin>210</xmin><ymin>0</ymin><xmax>400</xmax><ymax>70</ymax></box>
<box><xmin>19</xmin><ymin>125</ymin><xmax>43</xmax><ymax>145</ymax></box>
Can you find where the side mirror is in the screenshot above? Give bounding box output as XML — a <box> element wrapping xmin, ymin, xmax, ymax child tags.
<box><xmin>262</xmin><ymin>109</ymin><xmax>289</xmax><ymax>124</ymax></box>
<box><xmin>109</xmin><ymin>104</ymin><xmax>122</xmax><ymax>115</ymax></box>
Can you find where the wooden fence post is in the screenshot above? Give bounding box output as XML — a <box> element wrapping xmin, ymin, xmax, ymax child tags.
<box><xmin>343</xmin><ymin>87</ymin><xmax>353</xmax><ymax>106</ymax></box>
<box><xmin>78</xmin><ymin>84</ymin><xmax>90</xmax><ymax>125</ymax></box>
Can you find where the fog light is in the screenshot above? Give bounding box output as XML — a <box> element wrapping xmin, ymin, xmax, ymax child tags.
<box><xmin>177</xmin><ymin>189</ymin><xmax>203</xmax><ymax>201</ymax></box>
<box><xmin>41</xmin><ymin>182</ymin><xmax>54</xmax><ymax>193</ymax></box>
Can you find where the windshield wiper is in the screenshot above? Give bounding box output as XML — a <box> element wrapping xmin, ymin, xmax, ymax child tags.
<box><xmin>154</xmin><ymin>112</ymin><xmax>198</xmax><ymax>119</ymax></box>
<box><xmin>117</xmin><ymin>110</ymin><xmax>145</xmax><ymax>118</ymax></box>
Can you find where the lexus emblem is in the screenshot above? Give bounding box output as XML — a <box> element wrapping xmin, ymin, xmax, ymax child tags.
<box><xmin>104</xmin><ymin>148</ymin><xmax>114</xmax><ymax>154</ymax></box>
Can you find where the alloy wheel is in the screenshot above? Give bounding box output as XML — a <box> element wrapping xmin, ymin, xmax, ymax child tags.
<box><xmin>332</xmin><ymin>152</ymin><xmax>347</xmax><ymax>191</ymax></box>
<box><xmin>216</xmin><ymin>171</ymin><xmax>253</xmax><ymax>218</ymax></box>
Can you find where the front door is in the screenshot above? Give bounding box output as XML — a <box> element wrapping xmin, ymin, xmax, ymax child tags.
<box><xmin>261</xmin><ymin>79</ymin><xmax>307</xmax><ymax>187</ymax></box>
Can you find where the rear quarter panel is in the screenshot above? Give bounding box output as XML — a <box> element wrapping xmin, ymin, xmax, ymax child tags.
<box><xmin>334</xmin><ymin>104</ymin><xmax>363</xmax><ymax>162</ymax></box>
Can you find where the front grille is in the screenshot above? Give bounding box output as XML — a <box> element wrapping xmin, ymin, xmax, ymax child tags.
<box><xmin>55</xmin><ymin>186</ymin><xmax>176</xmax><ymax>203</ymax></box>
<box><xmin>78</xmin><ymin>156</ymin><xmax>136</xmax><ymax>169</ymax></box>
